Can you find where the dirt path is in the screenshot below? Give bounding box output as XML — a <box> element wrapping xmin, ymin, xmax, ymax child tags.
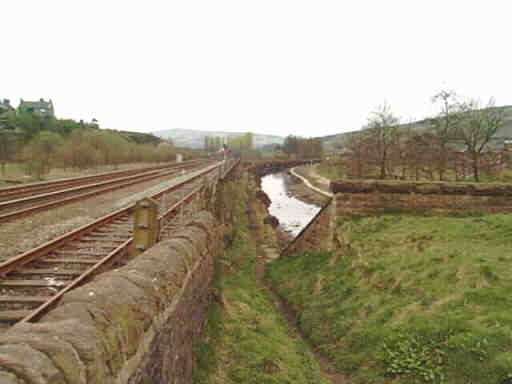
<box><xmin>284</xmin><ymin>170</ymin><xmax>330</xmax><ymax>206</ymax></box>
<box><xmin>292</xmin><ymin>164</ymin><xmax>332</xmax><ymax>193</ymax></box>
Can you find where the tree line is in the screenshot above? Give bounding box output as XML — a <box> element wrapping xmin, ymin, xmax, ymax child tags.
<box><xmin>0</xmin><ymin>110</ymin><xmax>176</xmax><ymax>179</ymax></box>
<box><xmin>340</xmin><ymin>91</ymin><xmax>508</xmax><ymax>182</ymax></box>
<box><xmin>280</xmin><ymin>136</ymin><xmax>323</xmax><ymax>159</ymax></box>
<box><xmin>204</xmin><ymin>133</ymin><xmax>258</xmax><ymax>159</ymax></box>
<box><xmin>204</xmin><ymin>132</ymin><xmax>323</xmax><ymax>160</ymax></box>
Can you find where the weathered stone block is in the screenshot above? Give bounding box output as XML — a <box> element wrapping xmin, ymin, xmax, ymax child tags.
<box><xmin>0</xmin><ymin>211</ymin><xmax>218</xmax><ymax>384</ymax></box>
<box><xmin>0</xmin><ymin>344</ymin><xmax>64</xmax><ymax>384</ymax></box>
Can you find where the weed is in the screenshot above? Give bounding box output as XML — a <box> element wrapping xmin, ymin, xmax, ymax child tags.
<box><xmin>193</xmin><ymin>174</ymin><xmax>328</xmax><ymax>384</ymax></box>
<box><xmin>267</xmin><ymin>213</ymin><xmax>512</xmax><ymax>383</ymax></box>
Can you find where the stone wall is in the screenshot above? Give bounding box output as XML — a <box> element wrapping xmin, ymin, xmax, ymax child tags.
<box><xmin>280</xmin><ymin>178</ymin><xmax>512</xmax><ymax>258</ymax></box>
<box><xmin>281</xmin><ymin>198</ymin><xmax>335</xmax><ymax>256</ymax></box>
<box><xmin>331</xmin><ymin>180</ymin><xmax>512</xmax><ymax>216</ymax></box>
<box><xmin>0</xmin><ymin>211</ymin><xmax>219</xmax><ymax>384</ymax></box>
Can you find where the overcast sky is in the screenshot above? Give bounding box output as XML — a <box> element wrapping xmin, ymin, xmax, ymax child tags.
<box><xmin>3</xmin><ymin>0</ymin><xmax>511</xmax><ymax>137</ymax></box>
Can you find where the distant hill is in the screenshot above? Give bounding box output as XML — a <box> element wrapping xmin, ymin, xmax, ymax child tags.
<box><xmin>104</xmin><ymin>129</ymin><xmax>162</xmax><ymax>145</ymax></box>
<box><xmin>319</xmin><ymin>105</ymin><xmax>512</xmax><ymax>152</ymax></box>
<box><xmin>152</xmin><ymin>128</ymin><xmax>284</xmax><ymax>149</ymax></box>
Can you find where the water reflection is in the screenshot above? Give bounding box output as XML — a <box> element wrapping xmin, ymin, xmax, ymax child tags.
<box><xmin>261</xmin><ymin>172</ymin><xmax>321</xmax><ymax>236</ymax></box>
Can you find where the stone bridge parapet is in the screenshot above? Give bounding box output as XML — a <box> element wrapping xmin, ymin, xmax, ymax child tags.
<box><xmin>0</xmin><ymin>211</ymin><xmax>219</xmax><ymax>384</ymax></box>
<box><xmin>331</xmin><ymin>179</ymin><xmax>512</xmax><ymax>216</ymax></box>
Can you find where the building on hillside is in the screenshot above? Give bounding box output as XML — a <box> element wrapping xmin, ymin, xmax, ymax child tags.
<box><xmin>19</xmin><ymin>98</ymin><xmax>55</xmax><ymax>117</ymax></box>
<box><xmin>0</xmin><ymin>99</ymin><xmax>14</xmax><ymax>128</ymax></box>
<box><xmin>0</xmin><ymin>99</ymin><xmax>14</xmax><ymax>115</ymax></box>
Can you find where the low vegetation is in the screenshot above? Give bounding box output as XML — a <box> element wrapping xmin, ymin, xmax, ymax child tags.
<box><xmin>0</xmin><ymin>109</ymin><xmax>199</xmax><ymax>181</ymax></box>
<box><xmin>328</xmin><ymin>91</ymin><xmax>512</xmax><ymax>182</ymax></box>
<box><xmin>204</xmin><ymin>133</ymin><xmax>324</xmax><ymax>161</ymax></box>
<box><xmin>316</xmin><ymin>158</ymin><xmax>345</xmax><ymax>180</ymax></box>
<box><xmin>194</xmin><ymin>173</ymin><xmax>328</xmax><ymax>383</ymax></box>
<box><xmin>267</xmin><ymin>214</ymin><xmax>512</xmax><ymax>383</ymax></box>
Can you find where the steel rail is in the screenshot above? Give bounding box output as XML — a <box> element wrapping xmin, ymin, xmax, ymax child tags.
<box><xmin>0</xmin><ymin>168</ymin><xmax>163</xmax><ymax>210</ymax></box>
<box><xmin>0</xmin><ymin>160</ymin><xmax>232</xmax><ymax>325</ymax></box>
<box><xmin>0</xmin><ymin>169</ymin><xmax>178</xmax><ymax>223</ymax></box>
<box><xmin>18</xmin><ymin>180</ymin><xmax>209</xmax><ymax>324</ymax></box>
<box><xmin>0</xmin><ymin>207</ymin><xmax>131</xmax><ymax>277</ymax></box>
<box><xmin>0</xmin><ymin>163</ymin><xmax>220</xmax><ymax>277</ymax></box>
<box><xmin>0</xmin><ymin>161</ymin><xmax>206</xmax><ymax>212</ymax></box>
<box><xmin>18</xmin><ymin>239</ymin><xmax>132</xmax><ymax>323</ymax></box>
<box><xmin>0</xmin><ymin>159</ymin><xmax>205</xmax><ymax>199</ymax></box>
<box><xmin>0</xmin><ymin>162</ymin><xmax>205</xmax><ymax>223</ymax></box>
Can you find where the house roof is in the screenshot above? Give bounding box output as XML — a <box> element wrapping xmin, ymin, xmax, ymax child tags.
<box><xmin>0</xmin><ymin>102</ymin><xmax>14</xmax><ymax>114</ymax></box>
<box><xmin>20</xmin><ymin>100</ymin><xmax>53</xmax><ymax>109</ymax></box>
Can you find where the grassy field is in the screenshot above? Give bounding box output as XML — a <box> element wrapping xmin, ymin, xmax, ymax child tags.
<box><xmin>316</xmin><ymin>159</ymin><xmax>345</xmax><ymax>181</ymax></box>
<box><xmin>267</xmin><ymin>214</ymin><xmax>512</xmax><ymax>383</ymax></box>
<box><xmin>194</xmin><ymin>173</ymin><xmax>328</xmax><ymax>384</ymax></box>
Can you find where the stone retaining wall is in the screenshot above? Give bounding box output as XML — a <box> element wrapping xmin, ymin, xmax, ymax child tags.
<box><xmin>0</xmin><ymin>211</ymin><xmax>219</xmax><ymax>384</ymax></box>
<box><xmin>280</xmin><ymin>178</ymin><xmax>512</xmax><ymax>258</ymax></box>
<box><xmin>331</xmin><ymin>180</ymin><xmax>512</xmax><ymax>216</ymax></box>
<box><xmin>281</xmin><ymin>199</ymin><xmax>335</xmax><ymax>256</ymax></box>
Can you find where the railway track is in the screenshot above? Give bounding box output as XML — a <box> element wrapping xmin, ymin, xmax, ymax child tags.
<box><xmin>0</xmin><ymin>160</ymin><xmax>204</xmax><ymax>202</ymax></box>
<box><xmin>0</xmin><ymin>160</ymin><xmax>237</xmax><ymax>328</ymax></box>
<box><xmin>0</xmin><ymin>160</ymin><xmax>209</xmax><ymax>223</ymax></box>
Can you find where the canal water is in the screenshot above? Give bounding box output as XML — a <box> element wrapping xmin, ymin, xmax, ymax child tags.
<box><xmin>261</xmin><ymin>171</ymin><xmax>321</xmax><ymax>236</ymax></box>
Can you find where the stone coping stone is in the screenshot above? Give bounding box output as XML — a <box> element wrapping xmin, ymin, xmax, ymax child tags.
<box><xmin>0</xmin><ymin>211</ymin><xmax>216</xmax><ymax>384</ymax></box>
<box><xmin>331</xmin><ymin>180</ymin><xmax>512</xmax><ymax>196</ymax></box>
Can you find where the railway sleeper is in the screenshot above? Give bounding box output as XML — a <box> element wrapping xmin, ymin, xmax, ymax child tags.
<box><xmin>73</xmin><ymin>238</ymin><xmax>127</xmax><ymax>244</ymax></box>
<box><xmin>80</xmin><ymin>234</ymin><xmax>130</xmax><ymax>241</ymax></box>
<box><xmin>11</xmin><ymin>268</ymin><xmax>84</xmax><ymax>276</ymax></box>
<box><xmin>37</xmin><ymin>258</ymin><xmax>99</xmax><ymax>265</ymax></box>
<box><xmin>0</xmin><ymin>295</ymin><xmax>50</xmax><ymax>303</ymax></box>
<box><xmin>0</xmin><ymin>280</ymin><xmax>69</xmax><ymax>288</ymax></box>
<box><xmin>0</xmin><ymin>310</ymin><xmax>33</xmax><ymax>322</ymax></box>
<box><xmin>62</xmin><ymin>243</ymin><xmax>121</xmax><ymax>250</ymax></box>
<box><xmin>52</xmin><ymin>250</ymin><xmax>106</xmax><ymax>257</ymax></box>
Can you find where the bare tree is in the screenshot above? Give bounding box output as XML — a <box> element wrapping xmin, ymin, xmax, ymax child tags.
<box><xmin>456</xmin><ymin>98</ymin><xmax>505</xmax><ymax>181</ymax></box>
<box><xmin>365</xmin><ymin>104</ymin><xmax>400</xmax><ymax>179</ymax></box>
<box><xmin>344</xmin><ymin>131</ymin><xmax>372</xmax><ymax>178</ymax></box>
<box><xmin>430</xmin><ymin>90</ymin><xmax>460</xmax><ymax>180</ymax></box>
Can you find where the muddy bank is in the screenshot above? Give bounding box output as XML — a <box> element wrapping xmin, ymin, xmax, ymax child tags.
<box><xmin>285</xmin><ymin>171</ymin><xmax>330</xmax><ymax>206</ymax></box>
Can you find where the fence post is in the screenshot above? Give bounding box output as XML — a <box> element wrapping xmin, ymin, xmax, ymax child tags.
<box><xmin>131</xmin><ymin>197</ymin><xmax>159</xmax><ymax>257</ymax></box>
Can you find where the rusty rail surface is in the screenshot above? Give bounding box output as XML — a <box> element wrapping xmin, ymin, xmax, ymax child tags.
<box><xmin>0</xmin><ymin>159</ymin><xmax>239</xmax><ymax>326</ymax></box>
<box><xmin>0</xmin><ymin>160</ymin><xmax>204</xmax><ymax>201</ymax></box>
<box><xmin>0</xmin><ymin>161</ymin><xmax>207</xmax><ymax>223</ymax></box>
<box><xmin>0</xmin><ymin>163</ymin><xmax>222</xmax><ymax>325</ymax></box>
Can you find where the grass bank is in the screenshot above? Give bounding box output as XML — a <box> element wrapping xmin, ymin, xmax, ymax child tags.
<box><xmin>267</xmin><ymin>214</ymin><xmax>512</xmax><ymax>383</ymax></box>
<box><xmin>194</xmin><ymin>172</ymin><xmax>328</xmax><ymax>384</ymax></box>
<box><xmin>316</xmin><ymin>159</ymin><xmax>344</xmax><ymax>181</ymax></box>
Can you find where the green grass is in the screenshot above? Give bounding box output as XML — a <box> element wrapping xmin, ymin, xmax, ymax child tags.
<box><xmin>194</xmin><ymin>173</ymin><xmax>328</xmax><ymax>384</ymax></box>
<box><xmin>0</xmin><ymin>162</ymin><xmax>27</xmax><ymax>181</ymax></box>
<box><xmin>316</xmin><ymin>160</ymin><xmax>345</xmax><ymax>180</ymax></box>
<box><xmin>266</xmin><ymin>214</ymin><xmax>512</xmax><ymax>383</ymax></box>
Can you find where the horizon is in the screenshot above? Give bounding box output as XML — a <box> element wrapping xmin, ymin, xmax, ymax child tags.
<box><xmin>3</xmin><ymin>1</ymin><xmax>511</xmax><ymax>138</ymax></box>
